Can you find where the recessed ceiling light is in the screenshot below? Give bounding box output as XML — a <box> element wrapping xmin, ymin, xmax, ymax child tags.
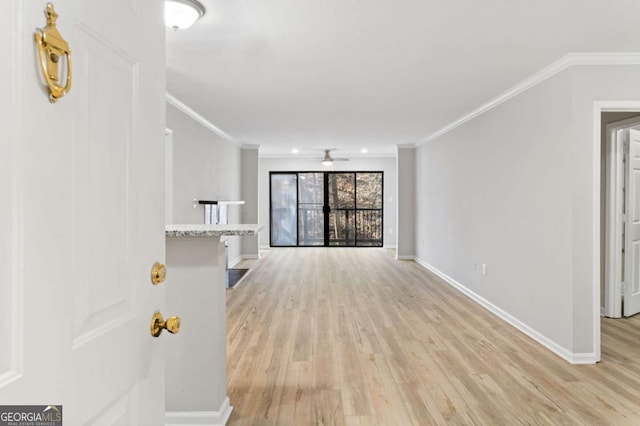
<box><xmin>292</xmin><ymin>148</ymin><xmax>299</xmax><ymax>154</ymax></box>
<box><xmin>361</xmin><ymin>148</ymin><xmax>368</xmax><ymax>154</ymax></box>
<box><xmin>164</xmin><ymin>0</ymin><xmax>205</xmax><ymax>30</ymax></box>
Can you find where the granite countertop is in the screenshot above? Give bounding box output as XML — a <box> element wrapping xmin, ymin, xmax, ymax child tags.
<box><xmin>165</xmin><ymin>224</ymin><xmax>263</xmax><ymax>237</ymax></box>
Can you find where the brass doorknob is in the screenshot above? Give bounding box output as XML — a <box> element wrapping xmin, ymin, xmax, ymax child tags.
<box><xmin>150</xmin><ymin>311</ymin><xmax>181</xmax><ymax>337</ymax></box>
<box><xmin>151</xmin><ymin>262</ymin><xmax>166</xmax><ymax>285</ymax></box>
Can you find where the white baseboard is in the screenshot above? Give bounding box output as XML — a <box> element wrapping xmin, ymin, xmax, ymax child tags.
<box><xmin>396</xmin><ymin>255</ymin><xmax>415</xmax><ymax>260</ymax></box>
<box><xmin>413</xmin><ymin>258</ymin><xmax>597</xmax><ymax>365</ymax></box>
<box><xmin>165</xmin><ymin>397</ymin><xmax>232</xmax><ymax>426</ymax></box>
<box><xmin>383</xmin><ymin>244</ymin><xmax>397</xmax><ymax>249</ymax></box>
<box><xmin>259</xmin><ymin>245</ymin><xmax>270</xmax><ymax>250</ymax></box>
<box><xmin>228</xmin><ymin>256</ymin><xmax>242</xmax><ymax>268</ymax></box>
<box><xmin>229</xmin><ymin>254</ymin><xmax>261</xmax><ymax>268</ymax></box>
<box><xmin>571</xmin><ymin>353</ymin><xmax>599</xmax><ymax>365</ymax></box>
<box><xmin>600</xmin><ymin>307</ymin><xmax>606</xmax><ymax>317</ymax></box>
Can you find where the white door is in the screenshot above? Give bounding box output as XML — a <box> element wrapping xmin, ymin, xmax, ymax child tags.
<box><xmin>0</xmin><ymin>1</ymin><xmax>167</xmax><ymax>424</ymax></box>
<box><xmin>624</xmin><ymin>128</ymin><xmax>640</xmax><ymax>316</ymax></box>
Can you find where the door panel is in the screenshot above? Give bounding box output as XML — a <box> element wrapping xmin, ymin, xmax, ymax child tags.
<box><xmin>625</xmin><ymin>129</ymin><xmax>640</xmax><ymax>316</ymax></box>
<box><xmin>71</xmin><ymin>22</ymin><xmax>138</xmax><ymax>346</ymax></box>
<box><xmin>0</xmin><ymin>1</ymin><xmax>166</xmax><ymax>423</ymax></box>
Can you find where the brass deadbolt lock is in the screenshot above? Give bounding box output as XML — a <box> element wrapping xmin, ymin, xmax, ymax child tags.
<box><xmin>151</xmin><ymin>262</ymin><xmax>166</xmax><ymax>285</ymax></box>
<box><xmin>150</xmin><ymin>311</ymin><xmax>181</xmax><ymax>337</ymax></box>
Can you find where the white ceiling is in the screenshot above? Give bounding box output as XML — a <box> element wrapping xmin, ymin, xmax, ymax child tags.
<box><xmin>166</xmin><ymin>0</ymin><xmax>639</xmax><ymax>157</ymax></box>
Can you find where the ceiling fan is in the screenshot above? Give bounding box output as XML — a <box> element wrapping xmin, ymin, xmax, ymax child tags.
<box><xmin>321</xmin><ymin>149</ymin><xmax>349</xmax><ymax>166</ymax></box>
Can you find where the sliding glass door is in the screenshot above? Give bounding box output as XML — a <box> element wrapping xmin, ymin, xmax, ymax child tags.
<box><xmin>270</xmin><ymin>171</ymin><xmax>383</xmax><ymax>247</ymax></box>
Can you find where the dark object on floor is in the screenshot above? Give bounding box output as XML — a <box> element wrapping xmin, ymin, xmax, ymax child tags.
<box><xmin>227</xmin><ymin>268</ymin><xmax>249</xmax><ymax>288</ymax></box>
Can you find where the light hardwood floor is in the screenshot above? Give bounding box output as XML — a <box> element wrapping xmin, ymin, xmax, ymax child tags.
<box><xmin>226</xmin><ymin>248</ymin><xmax>640</xmax><ymax>425</ymax></box>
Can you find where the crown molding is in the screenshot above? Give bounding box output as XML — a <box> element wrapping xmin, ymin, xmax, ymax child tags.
<box><xmin>165</xmin><ymin>92</ymin><xmax>235</xmax><ymax>144</ymax></box>
<box><xmin>258</xmin><ymin>153</ymin><xmax>395</xmax><ymax>159</ymax></box>
<box><xmin>396</xmin><ymin>144</ymin><xmax>415</xmax><ymax>150</ymax></box>
<box><xmin>416</xmin><ymin>52</ymin><xmax>640</xmax><ymax>146</ymax></box>
<box><xmin>241</xmin><ymin>144</ymin><xmax>260</xmax><ymax>150</ymax></box>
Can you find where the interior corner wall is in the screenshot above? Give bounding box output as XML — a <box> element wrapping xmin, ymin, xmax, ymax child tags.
<box><xmin>257</xmin><ymin>157</ymin><xmax>397</xmax><ymax>248</ymax></box>
<box><xmin>415</xmin><ymin>64</ymin><xmax>640</xmax><ymax>360</ymax></box>
<box><xmin>396</xmin><ymin>147</ymin><xmax>416</xmax><ymax>258</ymax></box>
<box><xmin>166</xmin><ymin>102</ymin><xmax>242</xmax><ymax>263</ymax></box>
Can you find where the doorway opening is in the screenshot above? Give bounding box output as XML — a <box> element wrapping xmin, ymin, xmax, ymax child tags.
<box><xmin>603</xmin><ymin>114</ymin><xmax>640</xmax><ymax>318</ymax></box>
<box><xmin>269</xmin><ymin>171</ymin><xmax>384</xmax><ymax>247</ymax></box>
<box><xmin>596</xmin><ymin>102</ymin><xmax>640</xmax><ymax>363</ymax></box>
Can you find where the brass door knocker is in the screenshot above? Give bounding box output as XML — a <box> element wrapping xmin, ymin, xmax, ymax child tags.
<box><xmin>34</xmin><ymin>3</ymin><xmax>72</xmax><ymax>103</ymax></box>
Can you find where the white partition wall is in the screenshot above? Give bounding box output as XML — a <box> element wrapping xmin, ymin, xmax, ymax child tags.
<box><xmin>241</xmin><ymin>145</ymin><xmax>260</xmax><ymax>259</ymax></box>
<box><xmin>396</xmin><ymin>146</ymin><xmax>416</xmax><ymax>259</ymax></box>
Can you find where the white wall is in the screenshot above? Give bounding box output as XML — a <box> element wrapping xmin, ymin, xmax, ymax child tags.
<box><xmin>241</xmin><ymin>146</ymin><xmax>259</xmax><ymax>258</ymax></box>
<box><xmin>414</xmin><ymin>64</ymin><xmax>640</xmax><ymax>361</ymax></box>
<box><xmin>166</xmin><ymin>103</ymin><xmax>243</xmax><ymax>263</ymax></box>
<box><xmin>396</xmin><ymin>146</ymin><xmax>416</xmax><ymax>259</ymax></box>
<box><xmin>258</xmin><ymin>157</ymin><xmax>397</xmax><ymax>248</ymax></box>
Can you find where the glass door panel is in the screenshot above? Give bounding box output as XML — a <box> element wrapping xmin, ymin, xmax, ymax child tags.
<box><xmin>298</xmin><ymin>172</ymin><xmax>324</xmax><ymax>246</ymax></box>
<box><xmin>270</xmin><ymin>174</ymin><xmax>298</xmax><ymax>246</ymax></box>
<box><xmin>328</xmin><ymin>173</ymin><xmax>355</xmax><ymax>246</ymax></box>
<box><xmin>355</xmin><ymin>172</ymin><xmax>383</xmax><ymax>246</ymax></box>
<box><xmin>356</xmin><ymin>172</ymin><xmax>383</xmax><ymax>209</ymax></box>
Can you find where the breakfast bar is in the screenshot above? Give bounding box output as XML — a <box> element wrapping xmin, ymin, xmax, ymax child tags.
<box><xmin>164</xmin><ymin>224</ymin><xmax>263</xmax><ymax>425</ymax></box>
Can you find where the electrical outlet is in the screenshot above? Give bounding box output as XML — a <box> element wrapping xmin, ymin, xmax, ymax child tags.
<box><xmin>389</xmin><ymin>228</ymin><xmax>393</xmax><ymax>234</ymax></box>
<box><xmin>482</xmin><ymin>264</ymin><xmax>487</xmax><ymax>275</ymax></box>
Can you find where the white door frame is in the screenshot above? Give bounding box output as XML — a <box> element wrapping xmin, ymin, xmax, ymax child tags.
<box><xmin>594</xmin><ymin>101</ymin><xmax>640</xmax><ymax>362</ymax></box>
<box><xmin>604</xmin><ymin>118</ymin><xmax>640</xmax><ymax>318</ymax></box>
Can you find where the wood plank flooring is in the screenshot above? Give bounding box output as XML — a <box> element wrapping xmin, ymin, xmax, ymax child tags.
<box><xmin>226</xmin><ymin>248</ymin><xmax>640</xmax><ymax>425</ymax></box>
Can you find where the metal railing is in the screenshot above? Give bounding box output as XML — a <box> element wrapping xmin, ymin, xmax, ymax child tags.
<box><xmin>298</xmin><ymin>206</ymin><xmax>383</xmax><ymax>247</ymax></box>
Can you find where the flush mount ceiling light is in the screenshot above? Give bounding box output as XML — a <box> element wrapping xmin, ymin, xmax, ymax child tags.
<box><xmin>165</xmin><ymin>0</ymin><xmax>205</xmax><ymax>30</ymax></box>
<box><xmin>322</xmin><ymin>150</ymin><xmax>333</xmax><ymax>166</ymax></box>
